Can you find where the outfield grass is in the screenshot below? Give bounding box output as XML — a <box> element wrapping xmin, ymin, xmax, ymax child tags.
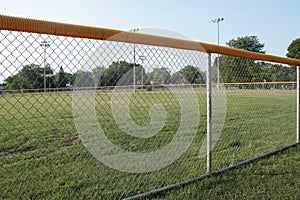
<box><xmin>156</xmin><ymin>145</ymin><xmax>300</xmax><ymax>200</ymax></box>
<box><xmin>0</xmin><ymin>89</ymin><xmax>298</xmax><ymax>199</ymax></box>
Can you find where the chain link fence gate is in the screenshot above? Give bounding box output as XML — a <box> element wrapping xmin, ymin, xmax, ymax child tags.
<box><xmin>1</xmin><ymin>15</ymin><xmax>300</xmax><ymax>199</ymax></box>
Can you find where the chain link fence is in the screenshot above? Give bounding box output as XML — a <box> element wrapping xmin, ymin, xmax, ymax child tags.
<box><xmin>210</xmin><ymin>55</ymin><xmax>297</xmax><ymax>172</ymax></box>
<box><xmin>1</xmin><ymin>17</ymin><xmax>299</xmax><ymax>199</ymax></box>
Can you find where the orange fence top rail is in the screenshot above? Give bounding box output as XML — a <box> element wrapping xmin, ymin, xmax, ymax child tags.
<box><xmin>1</xmin><ymin>14</ymin><xmax>300</xmax><ymax>66</ymax></box>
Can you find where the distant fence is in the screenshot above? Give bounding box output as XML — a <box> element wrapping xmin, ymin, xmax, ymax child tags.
<box><xmin>0</xmin><ymin>81</ymin><xmax>297</xmax><ymax>94</ymax></box>
<box><xmin>0</xmin><ymin>15</ymin><xmax>299</xmax><ymax>199</ymax></box>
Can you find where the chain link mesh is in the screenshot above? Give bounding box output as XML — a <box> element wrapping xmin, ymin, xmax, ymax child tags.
<box><xmin>212</xmin><ymin>55</ymin><xmax>296</xmax><ymax>170</ymax></box>
<box><xmin>0</xmin><ymin>29</ymin><xmax>297</xmax><ymax>199</ymax></box>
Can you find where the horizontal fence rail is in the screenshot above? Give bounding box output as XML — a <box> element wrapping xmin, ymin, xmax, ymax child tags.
<box><xmin>1</xmin><ymin>15</ymin><xmax>300</xmax><ymax>66</ymax></box>
<box><xmin>0</xmin><ymin>15</ymin><xmax>299</xmax><ymax>199</ymax></box>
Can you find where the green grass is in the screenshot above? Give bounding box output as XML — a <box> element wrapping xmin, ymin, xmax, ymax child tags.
<box><xmin>0</xmin><ymin>89</ymin><xmax>298</xmax><ymax>199</ymax></box>
<box><xmin>155</xmin><ymin>145</ymin><xmax>300</xmax><ymax>200</ymax></box>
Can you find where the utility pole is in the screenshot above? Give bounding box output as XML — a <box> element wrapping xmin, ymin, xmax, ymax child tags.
<box><xmin>40</xmin><ymin>41</ymin><xmax>50</xmax><ymax>93</ymax></box>
<box><xmin>129</xmin><ymin>28</ymin><xmax>139</xmax><ymax>92</ymax></box>
<box><xmin>212</xmin><ymin>18</ymin><xmax>224</xmax><ymax>90</ymax></box>
<box><xmin>139</xmin><ymin>55</ymin><xmax>146</xmax><ymax>88</ymax></box>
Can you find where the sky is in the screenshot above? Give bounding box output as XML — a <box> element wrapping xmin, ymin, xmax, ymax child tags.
<box><xmin>0</xmin><ymin>0</ymin><xmax>300</xmax><ymax>57</ymax></box>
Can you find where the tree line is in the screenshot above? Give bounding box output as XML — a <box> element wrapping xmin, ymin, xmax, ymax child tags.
<box><xmin>5</xmin><ymin>64</ymin><xmax>73</xmax><ymax>90</ymax></box>
<box><xmin>4</xmin><ymin>36</ymin><xmax>300</xmax><ymax>90</ymax></box>
<box><xmin>217</xmin><ymin>36</ymin><xmax>297</xmax><ymax>83</ymax></box>
<box><xmin>5</xmin><ymin>61</ymin><xmax>206</xmax><ymax>90</ymax></box>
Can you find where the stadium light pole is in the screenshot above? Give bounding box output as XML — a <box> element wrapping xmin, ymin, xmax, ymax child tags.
<box><xmin>129</xmin><ymin>28</ymin><xmax>139</xmax><ymax>92</ymax></box>
<box><xmin>212</xmin><ymin>18</ymin><xmax>224</xmax><ymax>90</ymax></box>
<box><xmin>40</xmin><ymin>41</ymin><xmax>50</xmax><ymax>93</ymax></box>
<box><xmin>139</xmin><ymin>55</ymin><xmax>146</xmax><ymax>87</ymax></box>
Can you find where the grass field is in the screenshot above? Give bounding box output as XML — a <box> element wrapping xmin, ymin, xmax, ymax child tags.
<box><xmin>0</xmin><ymin>88</ymin><xmax>299</xmax><ymax>199</ymax></box>
<box><xmin>157</xmin><ymin>145</ymin><xmax>300</xmax><ymax>199</ymax></box>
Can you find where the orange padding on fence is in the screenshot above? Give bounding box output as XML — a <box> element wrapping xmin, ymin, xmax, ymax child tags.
<box><xmin>1</xmin><ymin>14</ymin><xmax>300</xmax><ymax>66</ymax></box>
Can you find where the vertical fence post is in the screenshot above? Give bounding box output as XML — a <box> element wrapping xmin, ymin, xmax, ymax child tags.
<box><xmin>207</xmin><ymin>53</ymin><xmax>212</xmax><ymax>174</ymax></box>
<box><xmin>297</xmin><ymin>66</ymin><xmax>300</xmax><ymax>144</ymax></box>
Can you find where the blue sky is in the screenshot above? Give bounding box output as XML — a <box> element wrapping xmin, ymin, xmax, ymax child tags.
<box><xmin>1</xmin><ymin>0</ymin><xmax>300</xmax><ymax>56</ymax></box>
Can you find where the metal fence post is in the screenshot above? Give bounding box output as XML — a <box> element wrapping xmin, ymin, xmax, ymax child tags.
<box><xmin>207</xmin><ymin>53</ymin><xmax>212</xmax><ymax>174</ymax></box>
<box><xmin>297</xmin><ymin>66</ymin><xmax>300</xmax><ymax>144</ymax></box>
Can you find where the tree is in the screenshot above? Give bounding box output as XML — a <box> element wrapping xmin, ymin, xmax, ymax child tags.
<box><xmin>219</xmin><ymin>56</ymin><xmax>254</xmax><ymax>83</ymax></box>
<box><xmin>55</xmin><ymin>66</ymin><xmax>67</xmax><ymax>88</ymax></box>
<box><xmin>220</xmin><ymin>36</ymin><xmax>266</xmax><ymax>83</ymax></box>
<box><xmin>170</xmin><ymin>71</ymin><xmax>187</xmax><ymax>84</ymax></box>
<box><xmin>64</xmin><ymin>73</ymin><xmax>73</xmax><ymax>86</ymax></box>
<box><xmin>92</xmin><ymin>66</ymin><xmax>106</xmax><ymax>86</ymax></box>
<box><xmin>226</xmin><ymin>36</ymin><xmax>265</xmax><ymax>53</ymax></box>
<box><xmin>178</xmin><ymin>65</ymin><xmax>204</xmax><ymax>84</ymax></box>
<box><xmin>99</xmin><ymin>61</ymin><xmax>142</xmax><ymax>87</ymax></box>
<box><xmin>5</xmin><ymin>64</ymin><xmax>54</xmax><ymax>90</ymax></box>
<box><xmin>147</xmin><ymin>67</ymin><xmax>171</xmax><ymax>84</ymax></box>
<box><xmin>5</xmin><ymin>75</ymin><xmax>21</xmax><ymax>90</ymax></box>
<box><xmin>44</xmin><ymin>64</ymin><xmax>55</xmax><ymax>88</ymax></box>
<box><xmin>72</xmin><ymin>70</ymin><xmax>94</xmax><ymax>87</ymax></box>
<box><xmin>286</xmin><ymin>38</ymin><xmax>300</xmax><ymax>59</ymax></box>
<box><xmin>135</xmin><ymin>64</ymin><xmax>147</xmax><ymax>85</ymax></box>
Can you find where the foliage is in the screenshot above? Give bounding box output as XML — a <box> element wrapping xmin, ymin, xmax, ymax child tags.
<box><xmin>226</xmin><ymin>36</ymin><xmax>265</xmax><ymax>53</ymax></box>
<box><xmin>219</xmin><ymin>56</ymin><xmax>296</xmax><ymax>83</ymax></box>
<box><xmin>147</xmin><ymin>67</ymin><xmax>171</xmax><ymax>84</ymax></box>
<box><xmin>286</xmin><ymin>38</ymin><xmax>300</xmax><ymax>59</ymax></box>
<box><xmin>218</xmin><ymin>56</ymin><xmax>253</xmax><ymax>83</ymax></box>
<box><xmin>72</xmin><ymin>70</ymin><xmax>94</xmax><ymax>87</ymax></box>
<box><xmin>219</xmin><ymin>36</ymin><xmax>264</xmax><ymax>83</ymax></box>
<box><xmin>261</xmin><ymin>63</ymin><xmax>296</xmax><ymax>82</ymax></box>
<box><xmin>170</xmin><ymin>65</ymin><xmax>205</xmax><ymax>84</ymax></box>
<box><xmin>217</xmin><ymin>36</ymin><xmax>296</xmax><ymax>83</ymax></box>
<box><xmin>54</xmin><ymin>66</ymin><xmax>72</xmax><ymax>88</ymax></box>
<box><xmin>92</xmin><ymin>66</ymin><xmax>106</xmax><ymax>86</ymax></box>
<box><xmin>5</xmin><ymin>64</ymin><xmax>54</xmax><ymax>90</ymax></box>
<box><xmin>99</xmin><ymin>61</ymin><xmax>136</xmax><ymax>86</ymax></box>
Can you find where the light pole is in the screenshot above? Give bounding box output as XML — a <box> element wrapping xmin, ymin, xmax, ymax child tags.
<box><xmin>139</xmin><ymin>55</ymin><xmax>146</xmax><ymax>88</ymax></box>
<box><xmin>40</xmin><ymin>41</ymin><xmax>50</xmax><ymax>93</ymax></box>
<box><xmin>212</xmin><ymin>18</ymin><xmax>224</xmax><ymax>90</ymax></box>
<box><xmin>129</xmin><ymin>28</ymin><xmax>139</xmax><ymax>91</ymax></box>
